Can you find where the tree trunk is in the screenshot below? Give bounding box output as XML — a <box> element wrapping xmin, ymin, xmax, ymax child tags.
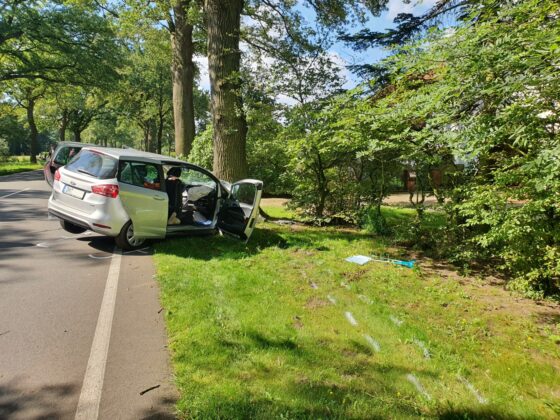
<box><xmin>157</xmin><ymin>111</ymin><xmax>164</xmax><ymax>154</ymax></box>
<box><xmin>205</xmin><ymin>0</ymin><xmax>248</xmax><ymax>182</ymax></box>
<box><xmin>147</xmin><ymin>120</ymin><xmax>157</xmax><ymax>153</ymax></box>
<box><xmin>171</xmin><ymin>0</ymin><xmax>195</xmax><ymax>157</ymax></box>
<box><xmin>59</xmin><ymin>109</ymin><xmax>68</xmax><ymax>142</ymax></box>
<box><xmin>73</xmin><ymin>129</ymin><xmax>81</xmax><ymax>142</ymax></box>
<box><xmin>27</xmin><ymin>98</ymin><xmax>39</xmax><ymax>164</ymax></box>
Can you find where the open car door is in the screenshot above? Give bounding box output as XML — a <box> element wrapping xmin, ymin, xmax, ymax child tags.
<box><xmin>217</xmin><ymin>179</ymin><xmax>263</xmax><ymax>240</ymax></box>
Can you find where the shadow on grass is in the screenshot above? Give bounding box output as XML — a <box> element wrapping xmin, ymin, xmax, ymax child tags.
<box><xmin>155</xmin><ymin>224</ymin><xmax>370</xmax><ymax>261</ymax></box>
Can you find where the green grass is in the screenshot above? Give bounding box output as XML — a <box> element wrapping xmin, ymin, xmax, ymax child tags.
<box><xmin>0</xmin><ymin>159</ymin><xmax>42</xmax><ymax>176</ymax></box>
<box><xmin>154</xmin><ymin>212</ymin><xmax>560</xmax><ymax>418</ymax></box>
<box><xmin>261</xmin><ymin>201</ymin><xmax>298</xmax><ymax>220</ymax></box>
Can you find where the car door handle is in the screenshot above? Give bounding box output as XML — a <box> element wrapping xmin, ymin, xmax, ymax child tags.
<box><xmin>153</xmin><ymin>196</ymin><xmax>166</xmax><ymax>201</ymax></box>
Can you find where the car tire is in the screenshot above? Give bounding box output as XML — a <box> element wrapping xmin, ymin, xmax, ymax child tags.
<box><xmin>115</xmin><ymin>220</ymin><xmax>146</xmax><ymax>250</ymax></box>
<box><xmin>60</xmin><ymin>219</ymin><xmax>87</xmax><ymax>234</ymax></box>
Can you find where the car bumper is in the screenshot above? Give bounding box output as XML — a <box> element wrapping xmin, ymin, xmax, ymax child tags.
<box><xmin>48</xmin><ymin>194</ymin><xmax>127</xmax><ymax>237</ymax></box>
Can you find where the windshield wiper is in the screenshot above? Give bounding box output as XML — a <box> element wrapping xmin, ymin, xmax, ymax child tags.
<box><xmin>77</xmin><ymin>168</ymin><xmax>96</xmax><ymax>177</ymax></box>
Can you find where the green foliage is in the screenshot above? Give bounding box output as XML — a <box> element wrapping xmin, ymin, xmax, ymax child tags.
<box><xmin>189</xmin><ymin>124</ymin><xmax>213</xmax><ymax>169</ymax></box>
<box><xmin>278</xmin><ymin>0</ymin><xmax>559</xmax><ymax>296</ymax></box>
<box><xmin>0</xmin><ymin>138</ymin><xmax>9</xmax><ymax>161</ymax></box>
<box><xmin>0</xmin><ymin>0</ymin><xmax>121</xmax><ymax>85</ymax></box>
<box><xmin>364</xmin><ymin>0</ymin><xmax>560</xmax><ymax>296</ymax></box>
<box><xmin>0</xmin><ymin>105</ymin><xmax>27</xmax><ymax>154</ymax></box>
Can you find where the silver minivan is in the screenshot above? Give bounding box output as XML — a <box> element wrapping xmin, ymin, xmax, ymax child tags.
<box><xmin>48</xmin><ymin>147</ymin><xmax>263</xmax><ymax>249</ymax></box>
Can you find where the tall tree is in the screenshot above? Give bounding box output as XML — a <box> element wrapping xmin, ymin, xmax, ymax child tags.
<box><xmin>205</xmin><ymin>0</ymin><xmax>247</xmax><ymax>181</ymax></box>
<box><xmin>169</xmin><ymin>0</ymin><xmax>196</xmax><ymax>157</ymax></box>
<box><xmin>7</xmin><ymin>82</ymin><xmax>45</xmax><ymax>163</ymax></box>
<box><xmin>124</xmin><ymin>0</ymin><xmax>201</xmax><ymax>157</ymax></box>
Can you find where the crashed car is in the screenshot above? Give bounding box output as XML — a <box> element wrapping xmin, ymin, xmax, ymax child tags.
<box><xmin>47</xmin><ymin>147</ymin><xmax>263</xmax><ymax>249</ymax></box>
<box><xmin>44</xmin><ymin>141</ymin><xmax>96</xmax><ymax>186</ymax></box>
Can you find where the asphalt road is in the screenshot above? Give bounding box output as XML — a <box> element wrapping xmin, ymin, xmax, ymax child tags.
<box><xmin>0</xmin><ymin>170</ymin><xmax>177</xmax><ymax>419</ymax></box>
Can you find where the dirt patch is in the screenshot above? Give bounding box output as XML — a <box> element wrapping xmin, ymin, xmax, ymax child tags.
<box><xmin>305</xmin><ymin>297</ymin><xmax>328</xmax><ymax>309</ymax></box>
<box><xmin>343</xmin><ymin>269</ymin><xmax>368</xmax><ymax>283</ymax></box>
<box><xmin>261</xmin><ymin>198</ymin><xmax>290</xmax><ymax>207</ymax></box>
<box><xmin>383</xmin><ymin>193</ymin><xmax>439</xmax><ymax>207</ymax></box>
<box><xmin>419</xmin><ymin>258</ymin><xmax>560</xmax><ymax>328</ymax></box>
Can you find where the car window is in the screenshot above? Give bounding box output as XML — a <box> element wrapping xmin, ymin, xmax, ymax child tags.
<box><xmin>176</xmin><ymin>167</ymin><xmax>216</xmax><ymax>189</ymax></box>
<box><xmin>54</xmin><ymin>146</ymin><xmax>81</xmax><ymax>165</ymax></box>
<box><xmin>119</xmin><ymin>161</ymin><xmax>162</xmax><ymax>190</ymax></box>
<box><xmin>65</xmin><ymin>150</ymin><xmax>118</xmax><ymax>179</ymax></box>
<box><xmin>231</xmin><ymin>183</ymin><xmax>257</xmax><ymax>206</ymax></box>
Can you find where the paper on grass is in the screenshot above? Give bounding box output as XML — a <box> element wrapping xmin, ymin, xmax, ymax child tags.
<box><xmin>345</xmin><ymin>255</ymin><xmax>372</xmax><ymax>265</ymax></box>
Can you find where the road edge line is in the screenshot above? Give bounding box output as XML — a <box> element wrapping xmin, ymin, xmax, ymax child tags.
<box><xmin>74</xmin><ymin>247</ymin><xmax>122</xmax><ymax>420</ymax></box>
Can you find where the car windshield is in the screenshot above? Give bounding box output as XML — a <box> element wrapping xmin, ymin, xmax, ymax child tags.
<box><xmin>65</xmin><ymin>150</ymin><xmax>118</xmax><ymax>179</ymax></box>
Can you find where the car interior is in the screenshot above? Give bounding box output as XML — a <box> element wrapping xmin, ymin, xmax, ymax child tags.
<box><xmin>164</xmin><ymin>165</ymin><xmax>218</xmax><ymax>228</ymax></box>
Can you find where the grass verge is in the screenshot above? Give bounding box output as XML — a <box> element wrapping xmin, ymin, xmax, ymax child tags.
<box><xmin>154</xmin><ymin>212</ymin><xmax>560</xmax><ymax>418</ymax></box>
<box><xmin>0</xmin><ymin>161</ymin><xmax>42</xmax><ymax>176</ymax></box>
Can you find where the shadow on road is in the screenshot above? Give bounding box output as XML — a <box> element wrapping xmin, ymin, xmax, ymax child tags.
<box><xmin>0</xmin><ymin>378</ymin><xmax>77</xmax><ymax>419</ymax></box>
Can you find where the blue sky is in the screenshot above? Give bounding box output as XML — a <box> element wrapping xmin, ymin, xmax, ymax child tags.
<box><xmin>297</xmin><ymin>0</ymin><xmax>439</xmax><ymax>88</ymax></box>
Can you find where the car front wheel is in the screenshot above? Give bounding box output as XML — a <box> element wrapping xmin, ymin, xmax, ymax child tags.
<box><xmin>60</xmin><ymin>219</ymin><xmax>87</xmax><ymax>234</ymax></box>
<box><xmin>115</xmin><ymin>221</ymin><xmax>146</xmax><ymax>250</ymax></box>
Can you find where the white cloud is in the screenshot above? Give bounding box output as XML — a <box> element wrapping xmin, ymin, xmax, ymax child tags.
<box><xmin>386</xmin><ymin>0</ymin><xmax>439</xmax><ymax>20</ymax></box>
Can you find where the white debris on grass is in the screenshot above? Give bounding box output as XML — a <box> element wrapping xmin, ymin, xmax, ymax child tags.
<box><xmin>327</xmin><ymin>295</ymin><xmax>337</xmax><ymax>304</ymax></box>
<box><xmin>358</xmin><ymin>294</ymin><xmax>372</xmax><ymax>304</ymax></box>
<box><xmin>310</xmin><ymin>281</ymin><xmax>318</xmax><ymax>289</ymax></box>
<box><xmin>345</xmin><ymin>255</ymin><xmax>372</xmax><ymax>265</ymax></box>
<box><xmin>406</xmin><ymin>374</ymin><xmax>432</xmax><ymax>401</ymax></box>
<box><xmin>345</xmin><ymin>311</ymin><xmax>358</xmax><ymax>326</ymax></box>
<box><xmin>458</xmin><ymin>375</ymin><xmax>488</xmax><ymax>404</ymax></box>
<box><xmin>413</xmin><ymin>339</ymin><xmax>431</xmax><ymax>359</ymax></box>
<box><xmin>389</xmin><ymin>315</ymin><xmax>404</xmax><ymax>327</ymax></box>
<box><xmin>364</xmin><ymin>334</ymin><xmax>381</xmax><ymax>352</ymax></box>
<box><xmin>340</xmin><ymin>282</ymin><xmax>351</xmax><ymax>290</ymax></box>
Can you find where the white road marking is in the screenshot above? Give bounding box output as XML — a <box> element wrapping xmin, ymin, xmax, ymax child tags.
<box><xmin>364</xmin><ymin>334</ymin><xmax>381</xmax><ymax>352</ymax></box>
<box><xmin>124</xmin><ymin>247</ymin><xmax>150</xmax><ymax>255</ymax></box>
<box><xmin>75</xmin><ymin>247</ymin><xmax>122</xmax><ymax>420</ymax></box>
<box><xmin>327</xmin><ymin>294</ymin><xmax>336</xmax><ymax>304</ymax></box>
<box><xmin>36</xmin><ymin>232</ymin><xmax>96</xmax><ymax>248</ymax></box>
<box><xmin>458</xmin><ymin>375</ymin><xmax>488</xmax><ymax>404</ymax></box>
<box><xmin>345</xmin><ymin>311</ymin><xmax>358</xmax><ymax>326</ymax></box>
<box><xmin>406</xmin><ymin>373</ymin><xmax>432</xmax><ymax>400</ymax></box>
<box><xmin>0</xmin><ymin>188</ymin><xmax>30</xmax><ymax>200</ymax></box>
<box><xmin>88</xmin><ymin>254</ymin><xmax>113</xmax><ymax>260</ymax></box>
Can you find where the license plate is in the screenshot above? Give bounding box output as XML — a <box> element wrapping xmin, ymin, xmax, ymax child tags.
<box><xmin>62</xmin><ymin>184</ymin><xmax>85</xmax><ymax>199</ymax></box>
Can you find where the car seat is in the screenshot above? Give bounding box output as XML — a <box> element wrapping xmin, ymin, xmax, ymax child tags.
<box><xmin>165</xmin><ymin>167</ymin><xmax>183</xmax><ymax>218</ymax></box>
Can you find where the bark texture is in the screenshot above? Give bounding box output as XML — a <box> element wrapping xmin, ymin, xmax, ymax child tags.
<box><xmin>27</xmin><ymin>97</ymin><xmax>38</xmax><ymax>163</ymax></box>
<box><xmin>171</xmin><ymin>0</ymin><xmax>195</xmax><ymax>157</ymax></box>
<box><xmin>205</xmin><ymin>0</ymin><xmax>248</xmax><ymax>182</ymax></box>
<box><xmin>59</xmin><ymin>109</ymin><xmax>68</xmax><ymax>142</ymax></box>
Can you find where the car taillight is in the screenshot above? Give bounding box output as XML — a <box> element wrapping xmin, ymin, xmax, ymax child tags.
<box><xmin>91</xmin><ymin>184</ymin><xmax>119</xmax><ymax>198</ymax></box>
<box><xmin>54</xmin><ymin>169</ymin><xmax>61</xmax><ymax>181</ymax></box>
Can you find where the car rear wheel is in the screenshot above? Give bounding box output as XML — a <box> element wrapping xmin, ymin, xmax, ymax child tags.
<box><xmin>115</xmin><ymin>221</ymin><xmax>146</xmax><ymax>250</ymax></box>
<box><xmin>60</xmin><ymin>219</ymin><xmax>87</xmax><ymax>234</ymax></box>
